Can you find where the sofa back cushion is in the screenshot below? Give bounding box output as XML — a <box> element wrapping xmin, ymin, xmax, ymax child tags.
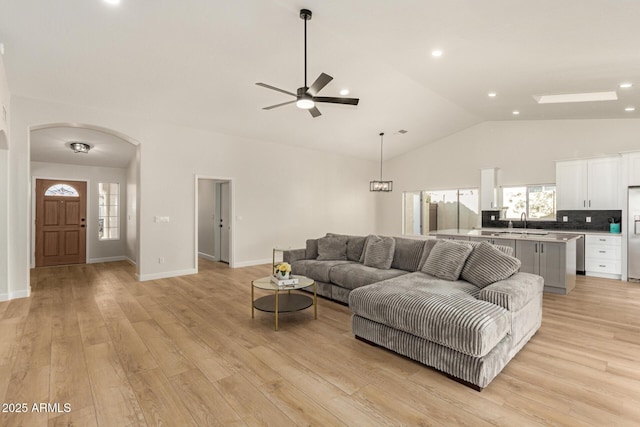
<box><xmin>317</xmin><ymin>235</ymin><xmax>348</xmax><ymax>260</ymax></box>
<box><xmin>391</xmin><ymin>238</ymin><xmax>426</xmax><ymax>272</ymax></box>
<box><xmin>422</xmin><ymin>240</ymin><xmax>473</xmax><ymax>281</ymax></box>
<box><xmin>461</xmin><ymin>241</ymin><xmax>521</xmax><ymax>288</ymax></box>
<box><xmin>326</xmin><ymin>233</ymin><xmax>367</xmax><ymax>262</ymax></box>
<box><xmin>363</xmin><ymin>235</ymin><xmax>396</xmax><ymax>270</ymax></box>
<box><xmin>306</xmin><ymin>239</ymin><xmax>319</xmax><ymax>259</ymax></box>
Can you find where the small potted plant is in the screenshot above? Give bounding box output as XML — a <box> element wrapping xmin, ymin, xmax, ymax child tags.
<box><xmin>274</xmin><ymin>262</ymin><xmax>292</xmax><ymax>280</ymax></box>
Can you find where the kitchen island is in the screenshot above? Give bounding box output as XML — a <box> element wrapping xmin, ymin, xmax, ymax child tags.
<box><xmin>434</xmin><ymin>229</ymin><xmax>581</xmax><ymax>295</ymax></box>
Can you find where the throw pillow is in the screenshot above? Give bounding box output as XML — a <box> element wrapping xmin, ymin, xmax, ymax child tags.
<box><xmin>316</xmin><ymin>236</ymin><xmax>348</xmax><ymax>261</ymax></box>
<box><xmin>461</xmin><ymin>241</ymin><xmax>521</xmax><ymax>288</ymax></box>
<box><xmin>305</xmin><ymin>239</ymin><xmax>319</xmax><ymax>259</ymax></box>
<box><xmin>326</xmin><ymin>233</ymin><xmax>367</xmax><ymax>262</ymax></box>
<box><xmin>391</xmin><ymin>238</ymin><xmax>427</xmax><ymax>272</ymax></box>
<box><xmin>363</xmin><ymin>235</ymin><xmax>396</xmax><ymax>270</ymax></box>
<box><xmin>422</xmin><ymin>240</ymin><xmax>473</xmax><ymax>281</ymax></box>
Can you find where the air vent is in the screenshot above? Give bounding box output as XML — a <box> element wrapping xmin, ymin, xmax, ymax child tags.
<box><xmin>398</xmin><ymin>129</ymin><xmax>408</xmax><ymax>134</ymax></box>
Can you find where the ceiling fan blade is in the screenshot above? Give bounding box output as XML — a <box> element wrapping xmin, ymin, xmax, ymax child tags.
<box><xmin>255</xmin><ymin>82</ymin><xmax>296</xmax><ymax>97</ymax></box>
<box><xmin>309</xmin><ymin>106</ymin><xmax>322</xmax><ymax>118</ymax></box>
<box><xmin>263</xmin><ymin>100</ymin><xmax>296</xmax><ymax>110</ymax></box>
<box><xmin>307</xmin><ymin>73</ymin><xmax>333</xmax><ymax>96</ymax></box>
<box><xmin>313</xmin><ymin>96</ymin><xmax>359</xmax><ymax>106</ymax></box>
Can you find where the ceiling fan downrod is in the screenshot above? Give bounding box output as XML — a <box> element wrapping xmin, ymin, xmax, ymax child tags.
<box><xmin>300</xmin><ymin>9</ymin><xmax>312</xmax><ymax>89</ymax></box>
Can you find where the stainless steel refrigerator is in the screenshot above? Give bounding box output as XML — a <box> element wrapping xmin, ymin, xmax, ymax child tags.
<box><xmin>629</xmin><ymin>187</ymin><xmax>640</xmax><ymax>280</ymax></box>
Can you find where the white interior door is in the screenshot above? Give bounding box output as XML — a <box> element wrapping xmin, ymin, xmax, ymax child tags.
<box><xmin>220</xmin><ymin>181</ymin><xmax>230</xmax><ymax>263</ymax></box>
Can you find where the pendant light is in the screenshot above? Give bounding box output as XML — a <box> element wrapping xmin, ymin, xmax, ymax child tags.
<box><xmin>370</xmin><ymin>132</ymin><xmax>393</xmax><ymax>192</ymax></box>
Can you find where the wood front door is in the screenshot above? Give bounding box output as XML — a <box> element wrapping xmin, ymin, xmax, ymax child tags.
<box><xmin>35</xmin><ymin>179</ymin><xmax>87</xmax><ymax>267</ymax></box>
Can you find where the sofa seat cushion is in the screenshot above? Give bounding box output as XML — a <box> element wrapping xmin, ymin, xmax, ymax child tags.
<box><xmin>291</xmin><ymin>260</ymin><xmax>354</xmax><ymax>283</ymax></box>
<box><xmin>329</xmin><ymin>263</ymin><xmax>408</xmax><ymax>291</ymax></box>
<box><xmin>349</xmin><ymin>273</ymin><xmax>510</xmax><ymax>357</ymax></box>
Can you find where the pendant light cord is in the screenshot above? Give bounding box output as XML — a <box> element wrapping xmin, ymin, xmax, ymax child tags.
<box><xmin>379</xmin><ymin>132</ymin><xmax>384</xmax><ymax>180</ymax></box>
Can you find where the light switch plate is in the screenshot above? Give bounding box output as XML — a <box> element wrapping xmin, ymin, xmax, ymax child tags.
<box><xmin>490</xmin><ymin>215</ymin><xmax>496</xmax><ymax>221</ymax></box>
<box><xmin>586</xmin><ymin>217</ymin><xmax>591</xmax><ymax>223</ymax></box>
<box><xmin>562</xmin><ymin>216</ymin><xmax>568</xmax><ymax>222</ymax></box>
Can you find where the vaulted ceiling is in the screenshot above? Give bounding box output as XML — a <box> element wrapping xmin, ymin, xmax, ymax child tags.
<box><xmin>2</xmin><ymin>0</ymin><xmax>638</xmax><ymax>161</ymax></box>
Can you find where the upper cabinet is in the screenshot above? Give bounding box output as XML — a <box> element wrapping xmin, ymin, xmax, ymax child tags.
<box><xmin>480</xmin><ymin>168</ymin><xmax>497</xmax><ymax>210</ymax></box>
<box><xmin>556</xmin><ymin>157</ymin><xmax>620</xmax><ymax>210</ymax></box>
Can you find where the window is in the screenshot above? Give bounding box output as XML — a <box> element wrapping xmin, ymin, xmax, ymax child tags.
<box><xmin>502</xmin><ymin>185</ymin><xmax>556</xmax><ymax>220</ymax></box>
<box><xmin>403</xmin><ymin>188</ymin><xmax>479</xmax><ymax>235</ymax></box>
<box><xmin>98</xmin><ymin>183</ymin><xmax>119</xmax><ymax>240</ymax></box>
<box><xmin>44</xmin><ymin>184</ymin><xmax>79</xmax><ymax>197</ymax></box>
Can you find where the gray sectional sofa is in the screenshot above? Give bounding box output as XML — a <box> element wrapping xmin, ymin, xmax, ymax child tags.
<box><xmin>283</xmin><ymin>233</ymin><xmax>544</xmax><ymax>389</ymax></box>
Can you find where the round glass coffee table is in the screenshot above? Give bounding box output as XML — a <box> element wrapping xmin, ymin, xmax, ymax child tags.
<box><xmin>251</xmin><ymin>275</ymin><xmax>316</xmax><ymax>331</ymax></box>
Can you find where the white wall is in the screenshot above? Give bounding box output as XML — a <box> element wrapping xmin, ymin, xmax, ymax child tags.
<box><xmin>126</xmin><ymin>152</ymin><xmax>139</xmax><ymax>264</ymax></box>
<box><xmin>378</xmin><ymin>119</ymin><xmax>640</xmax><ymax>235</ymax></box>
<box><xmin>7</xmin><ymin>95</ymin><xmax>377</xmax><ymax>295</ymax></box>
<box><xmin>197</xmin><ymin>179</ymin><xmax>216</xmax><ymax>259</ymax></box>
<box><xmin>30</xmin><ymin>161</ymin><xmax>128</xmax><ymax>263</ymax></box>
<box><xmin>0</xmin><ymin>55</ymin><xmax>10</xmax><ymax>300</ymax></box>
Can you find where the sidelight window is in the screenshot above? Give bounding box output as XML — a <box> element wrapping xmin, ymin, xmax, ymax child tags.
<box><xmin>98</xmin><ymin>183</ymin><xmax>119</xmax><ymax>240</ymax></box>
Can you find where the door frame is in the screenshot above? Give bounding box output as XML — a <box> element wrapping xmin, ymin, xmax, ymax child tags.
<box><xmin>31</xmin><ymin>176</ymin><xmax>90</xmax><ymax>268</ymax></box>
<box><xmin>194</xmin><ymin>175</ymin><xmax>235</xmax><ymax>270</ymax></box>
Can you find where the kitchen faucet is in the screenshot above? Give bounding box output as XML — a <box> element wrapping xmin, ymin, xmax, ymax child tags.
<box><xmin>520</xmin><ymin>212</ymin><xmax>527</xmax><ymax>229</ymax></box>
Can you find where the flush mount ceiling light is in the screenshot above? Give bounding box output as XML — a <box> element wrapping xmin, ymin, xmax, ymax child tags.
<box><xmin>619</xmin><ymin>83</ymin><xmax>633</xmax><ymax>89</ymax></box>
<box><xmin>488</xmin><ymin>92</ymin><xmax>497</xmax><ymax>98</ymax></box>
<box><xmin>533</xmin><ymin>91</ymin><xmax>618</xmax><ymax>104</ymax></box>
<box><xmin>69</xmin><ymin>142</ymin><xmax>91</xmax><ymax>154</ymax></box>
<box><xmin>370</xmin><ymin>132</ymin><xmax>393</xmax><ymax>192</ymax></box>
<box><xmin>512</xmin><ymin>110</ymin><xmax>520</xmax><ymax>115</ymax></box>
<box><xmin>431</xmin><ymin>49</ymin><xmax>443</xmax><ymax>57</ymax></box>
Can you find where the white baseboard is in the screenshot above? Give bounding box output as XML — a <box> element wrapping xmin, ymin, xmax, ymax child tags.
<box><xmin>0</xmin><ymin>289</ymin><xmax>31</xmax><ymax>301</ymax></box>
<box><xmin>137</xmin><ymin>268</ymin><xmax>198</xmax><ymax>282</ymax></box>
<box><xmin>125</xmin><ymin>257</ymin><xmax>137</xmax><ymax>266</ymax></box>
<box><xmin>88</xmin><ymin>256</ymin><xmax>127</xmax><ymax>264</ymax></box>
<box><xmin>198</xmin><ymin>252</ymin><xmax>217</xmax><ymax>261</ymax></box>
<box><xmin>233</xmin><ymin>258</ymin><xmax>271</xmax><ymax>268</ymax></box>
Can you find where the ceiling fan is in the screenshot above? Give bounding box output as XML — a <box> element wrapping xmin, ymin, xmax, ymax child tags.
<box><xmin>256</xmin><ymin>9</ymin><xmax>360</xmax><ymax>118</ymax></box>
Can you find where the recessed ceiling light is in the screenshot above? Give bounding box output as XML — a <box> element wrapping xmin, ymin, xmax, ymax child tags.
<box><xmin>625</xmin><ymin>107</ymin><xmax>636</xmax><ymax>112</ymax></box>
<box><xmin>533</xmin><ymin>91</ymin><xmax>617</xmax><ymax>104</ymax></box>
<box><xmin>104</xmin><ymin>0</ymin><xmax>121</xmax><ymax>5</ymax></box>
<box><xmin>340</xmin><ymin>89</ymin><xmax>349</xmax><ymax>96</ymax></box>
<box><xmin>431</xmin><ymin>50</ymin><xmax>443</xmax><ymax>57</ymax></box>
<box><xmin>619</xmin><ymin>83</ymin><xmax>633</xmax><ymax>89</ymax></box>
<box><xmin>512</xmin><ymin>111</ymin><xmax>520</xmax><ymax>115</ymax></box>
<box><xmin>488</xmin><ymin>92</ymin><xmax>497</xmax><ymax>98</ymax></box>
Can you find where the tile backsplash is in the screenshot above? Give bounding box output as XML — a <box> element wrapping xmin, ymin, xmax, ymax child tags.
<box><xmin>482</xmin><ymin>210</ymin><xmax>622</xmax><ymax>232</ymax></box>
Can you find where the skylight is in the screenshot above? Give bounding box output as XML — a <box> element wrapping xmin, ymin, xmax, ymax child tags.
<box><xmin>533</xmin><ymin>91</ymin><xmax>618</xmax><ymax>104</ymax></box>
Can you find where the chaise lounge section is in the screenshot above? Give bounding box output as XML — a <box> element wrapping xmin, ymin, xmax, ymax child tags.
<box><xmin>283</xmin><ymin>233</ymin><xmax>543</xmax><ymax>389</ymax></box>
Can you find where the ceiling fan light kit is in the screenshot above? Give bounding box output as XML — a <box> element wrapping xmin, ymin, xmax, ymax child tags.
<box><xmin>256</xmin><ymin>8</ymin><xmax>359</xmax><ymax>118</ymax></box>
<box><xmin>370</xmin><ymin>132</ymin><xmax>393</xmax><ymax>192</ymax></box>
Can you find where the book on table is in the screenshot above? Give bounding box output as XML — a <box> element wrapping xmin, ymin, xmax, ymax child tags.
<box><xmin>271</xmin><ymin>275</ymin><xmax>299</xmax><ymax>287</ymax></box>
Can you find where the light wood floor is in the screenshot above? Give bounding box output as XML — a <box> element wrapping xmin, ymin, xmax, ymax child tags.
<box><xmin>1</xmin><ymin>260</ymin><xmax>639</xmax><ymax>426</ymax></box>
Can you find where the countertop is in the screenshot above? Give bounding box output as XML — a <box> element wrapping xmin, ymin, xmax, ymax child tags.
<box><xmin>434</xmin><ymin>228</ymin><xmax>584</xmax><ymax>243</ymax></box>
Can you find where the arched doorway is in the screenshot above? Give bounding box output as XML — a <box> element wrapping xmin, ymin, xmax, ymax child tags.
<box><xmin>29</xmin><ymin>123</ymin><xmax>140</xmax><ymax>273</ymax></box>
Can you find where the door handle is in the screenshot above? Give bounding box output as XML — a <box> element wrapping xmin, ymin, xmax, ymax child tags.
<box><xmin>535</xmin><ymin>243</ymin><xmax>538</xmax><ymax>253</ymax></box>
<box><xmin>80</xmin><ymin>225</ymin><xmax>85</xmax><ymax>228</ymax></box>
<box><xmin>583</xmin><ymin>200</ymin><xmax>586</xmax><ymax>207</ymax></box>
<box><xmin>541</xmin><ymin>243</ymin><xmax>544</xmax><ymax>254</ymax></box>
<box><xmin>588</xmin><ymin>200</ymin><xmax>591</xmax><ymax>207</ymax></box>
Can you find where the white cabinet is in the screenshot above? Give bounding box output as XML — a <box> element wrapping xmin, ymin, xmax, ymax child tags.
<box><xmin>585</xmin><ymin>234</ymin><xmax>621</xmax><ymax>279</ymax></box>
<box><xmin>556</xmin><ymin>157</ymin><xmax>620</xmax><ymax>210</ymax></box>
<box><xmin>480</xmin><ymin>168</ymin><xmax>497</xmax><ymax>210</ymax></box>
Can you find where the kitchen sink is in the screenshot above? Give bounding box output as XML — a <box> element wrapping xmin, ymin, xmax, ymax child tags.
<box><xmin>498</xmin><ymin>230</ymin><xmax>549</xmax><ymax>236</ymax></box>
